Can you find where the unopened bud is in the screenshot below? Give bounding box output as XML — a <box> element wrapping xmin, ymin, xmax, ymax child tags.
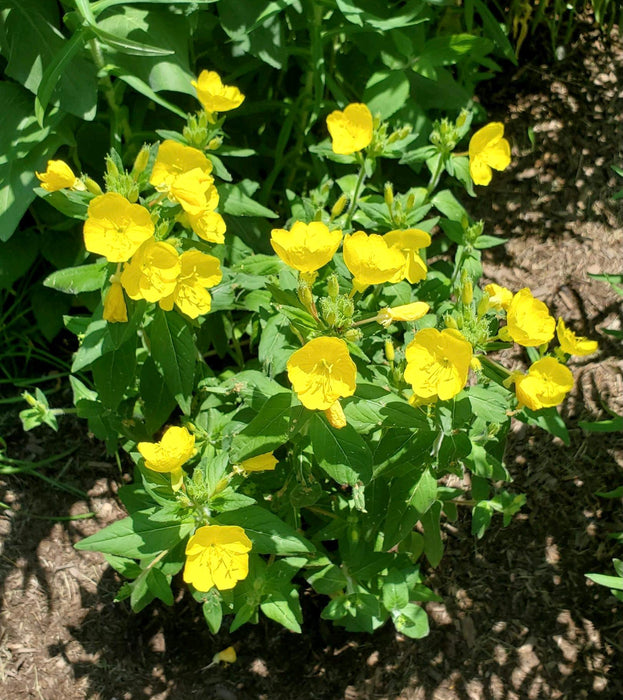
<box><xmin>385</xmin><ymin>340</ymin><xmax>395</xmax><ymax>363</ymax></box>
<box><xmin>343</xmin><ymin>328</ymin><xmax>362</xmax><ymax>343</ymax></box>
<box><xmin>325</xmin><ymin>400</ymin><xmax>347</xmax><ymax>430</ymax></box>
<box><xmin>207</xmin><ymin>137</ymin><xmax>222</xmax><ymax>150</ymax></box>
<box><xmin>405</xmin><ymin>193</ymin><xmax>416</xmax><ymax>210</ymax></box>
<box><xmin>84</xmin><ymin>177</ymin><xmax>102</xmax><ymax>195</ymax></box>
<box><xmin>105</xmin><ymin>156</ymin><xmax>119</xmax><ymax>177</ymax></box>
<box><xmin>445</xmin><ymin>315</ymin><xmax>459</xmax><ymax>330</ymax></box>
<box><xmin>327</xmin><ymin>274</ymin><xmax>340</xmax><ymax>299</ymax></box>
<box><xmin>470</xmin><ymin>357</ymin><xmax>482</xmax><ymax>372</ymax></box>
<box><xmin>131</xmin><ymin>146</ymin><xmax>150</xmax><ymax>176</ymax></box>
<box><xmin>461</xmin><ymin>279</ymin><xmax>473</xmax><ymax>305</ymax></box>
<box><xmin>298</xmin><ymin>285</ymin><xmax>313</xmax><ymax>309</ymax></box>
<box><xmin>331</xmin><ymin>194</ymin><xmax>348</xmax><ymax>219</ymax></box>
<box><xmin>127</xmin><ymin>185</ymin><xmax>139</xmax><ymax>203</ymax></box>
<box><xmin>384</xmin><ymin>182</ymin><xmax>394</xmax><ymax>209</ymax></box>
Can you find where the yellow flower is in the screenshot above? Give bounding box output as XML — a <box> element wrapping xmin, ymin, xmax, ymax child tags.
<box><xmin>556</xmin><ymin>318</ymin><xmax>598</xmax><ymax>356</ymax></box>
<box><xmin>149</xmin><ymin>140</ymin><xmax>213</xmax><ymax>190</ymax></box>
<box><xmin>102</xmin><ymin>281</ymin><xmax>127</xmax><ymax>323</ymax></box>
<box><xmin>138</xmin><ymin>425</ymin><xmax>195</xmax><ymax>491</ymax></box>
<box><xmin>510</xmin><ymin>357</ymin><xmax>574</xmax><ymax>411</ymax></box>
<box><xmin>484</xmin><ymin>283</ymin><xmax>513</xmax><ymax>311</ymax></box>
<box><xmin>325</xmin><ymin>400</ymin><xmax>347</xmax><ymax>429</ymax></box>
<box><xmin>36</xmin><ymin>160</ymin><xmax>82</xmax><ymax>192</ymax></box>
<box><xmin>342</xmin><ymin>231</ymin><xmax>405</xmax><ymax>293</ymax></box>
<box><xmin>377</xmin><ymin>301</ymin><xmax>430</xmax><ymax>327</ymax></box>
<box><xmin>183</xmin><ymin>525</ymin><xmax>252</xmax><ymax>591</ymax></box>
<box><xmin>270</xmin><ymin>221</ymin><xmax>342</xmax><ymax>273</ymax></box>
<box><xmin>239</xmin><ymin>452</ymin><xmax>278</xmax><ymax>472</ymax></box>
<box><xmin>159</xmin><ymin>250</ymin><xmax>222</xmax><ymax>318</ymax></box>
<box><xmin>168</xmin><ymin>168</ymin><xmax>215</xmax><ymax>216</ymax></box>
<box><xmin>120</xmin><ymin>238</ymin><xmax>181</xmax><ymax>302</ymax></box>
<box><xmin>384</xmin><ymin>229</ymin><xmax>431</xmax><ymax>284</ymax></box>
<box><xmin>468</xmin><ymin>122</ymin><xmax>511</xmax><ymax>186</ymax></box>
<box><xmin>501</xmin><ymin>288</ymin><xmax>555</xmax><ymax>347</ymax></box>
<box><xmin>83</xmin><ymin>193</ymin><xmax>154</xmax><ymax>263</ymax></box>
<box><xmin>192</xmin><ymin>70</ymin><xmax>245</xmax><ymax>113</ymax></box>
<box><xmin>326</xmin><ymin>103</ymin><xmax>373</xmax><ymax>155</ymax></box>
<box><xmin>404</xmin><ymin>328</ymin><xmax>473</xmax><ymax>403</ymax></box>
<box><xmin>186</xmin><ymin>209</ymin><xmax>227</xmax><ymax>244</ymax></box>
<box><xmin>287</xmin><ymin>337</ymin><xmax>357</xmax><ymax>410</ymax></box>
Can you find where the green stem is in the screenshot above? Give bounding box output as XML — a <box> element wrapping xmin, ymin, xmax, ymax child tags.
<box><xmin>426</xmin><ymin>151</ymin><xmax>448</xmax><ymax>194</ymax></box>
<box><xmin>344</xmin><ymin>155</ymin><xmax>367</xmax><ymax>230</ymax></box>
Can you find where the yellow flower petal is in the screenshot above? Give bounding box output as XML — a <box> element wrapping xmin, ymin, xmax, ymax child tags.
<box><xmin>468</xmin><ymin>122</ymin><xmax>511</xmax><ymax>186</ymax></box>
<box><xmin>271</xmin><ymin>221</ymin><xmax>342</xmax><ymax>273</ymax></box>
<box><xmin>150</xmin><ymin>140</ymin><xmax>213</xmax><ymax>189</ymax></box>
<box><xmin>36</xmin><ymin>160</ymin><xmax>80</xmax><ymax>192</ymax></box>
<box><xmin>102</xmin><ymin>281</ymin><xmax>127</xmax><ymax>323</ymax></box>
<box><xmin>287</xmin><ymin>337</ymin><xmax>357</xmax><ymax>410</ymax></box>
<box><xmin>504</xmin><ymin>288</ymin><xmax>555</xmax><ymax>347</ymax></box>
<box><xmin>377</xmin><ymin>301</ymin><xmax>430</xmax><ymax>327</ymax></box>
<box><xmin>138</xmin><ymin>425</ymin><xmax>195</xmax><ymax>475</ymax></box>
<box><xmin>343</xmin><ymin>231</ymin><xmax>406</xmax><ymax>291</ymax></box>
<box><xmin>192</xmin><ymin>70</ymin><xmax>245</xmax><ymax>113</ymax></box>
<box><xmin>240</xmin><ymin>452</ymin><xmax>278</xmax><ymax>472</ymax></box>
<box><xmin>325</xmin><ymin>400</ymin><xmax>347</xmax><ymax>429</ymax></box>
<box><xmin>121</xmin><ymin>239</ymin><xmax>181</xmax><ymax>302</ymax></box>
<box><xmin>326</xmin><ymin>103</ymin><xmax>373</xmax><ymax>155</ymax></box>
<box><xmin>556</xmin><ymin>318</ymin><xmax>598</xmax><ymax>356</ymax></box>
<box><xmin>514</xmin><ymin>357</ymin><xmax>574</xmax><ymax>411</ymax></box>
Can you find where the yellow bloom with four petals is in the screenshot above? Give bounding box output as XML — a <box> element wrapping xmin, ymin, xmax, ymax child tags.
<box><xmin>192</xmin><ymin>70</ymin><xmax>245</xmax><ymax>113</ymax></box>
<box><xmin>484</xmin><ymin>283</ymin><xmax>513</xmax><ymax>311</ymax></box>
<box><xmin>36</xmin><ymin>160</ymin><xmax>82</xmax><ymax>192</ymax></box>
<box><xmin>501</xmin><ymin>287</ymin><xmax>555</xmax><ymax>347</ymax></box>
<box><xmin>271</xmin><ymin>221</ymin><xmax>342</xmax><ymax>274</ymax></box>
<box><xmin>384</xmin><ymin>228</ymin><xmax>431</xmax><ymax>284</ymax></box>
<box><xmin>343</xmin><ymin>231</ymin><xmax>405</xmax><ymax>293</ymax></box>
<box><xmin>159</xmin><ymin>250</ymin><xmax>222</xmax><ymax>319</ymax></box>
<box><xmin>121</xmin><ymin>238</ymin><xmax>181</xmax><ymax>302</ymax></box>
<box><xmin>326</xmin><ymin>103</ymin><xmax>373</xmax><ymax>155</ymax></box>
<box><xmin>468</xmin><ymin>122</ymin><xmax>511</xmax><ymax>186</ymax></box>
<box><xmin>287</xmin><ymin>337</ymin><xmax>357</xmax><ymax>410</ymax></box>
<box><xmin>169</xmin><ymin>167</ymin><xmax>215</xmax><ymax>216</ymax></box>
<box><xmin>83</xmin><ymin>192</ymin><xmax>154</xmax><ymax>263</ymax></box>
<box><xmin>509</xmin><ymin>356</ymin><xmax>574</xmax><ymax>411</ymax></box>
<box><xmin>404</xmin><ymin>328</ymin><xmax>473</xmax><ymax>403</ymax></box>
<box><xmin>138</xmin><ymin>425</ymin><xmax>195</xmax><ymax>491</ymax></box>
<box><xmin>556</xmin><ymin>318</ymin><xmax>598</xmax><ymax>356</ymax></box>
<box><xmin>149</xmin><ymin>140</ymin><xmax>213</xmax><ymax>189</ymax></box>
<box><xmin>183</xmin><ymin>525</ymin><xmax>252</xmax><ymax>591</ymax></box>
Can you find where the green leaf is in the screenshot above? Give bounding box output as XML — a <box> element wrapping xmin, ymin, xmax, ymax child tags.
<box><xmin>465</xmin><ymin>384</ymin><xmax>509</xmax><ymax>424</ymax></box>
<box><xmin>431</xmin><ymin>189</ymin><xmax>468</xmax><ymax>222</ymax></box>
<box><xmin>219</xmin><ymin>182</ymin><xmax>278</xmax><ymax>218</ymax></box>
<box><xmin>417</xmin><ymin>34</ymin><xmax>494</xmax><ymax>67</ymax></box>
<box><xmin>384</xmin><ymin>469</ymin><xmax>436</xmax><ymax>549</ymax></box>
<box><xmin>585</xmin><ymin>573</ymin><xmax>623</xmax><ymax>591</ymax></box>
<box><xmin>363</xmin><ymin>70</ymin><xmax>410</xmax><ymax>120</ymax></box>
<box><xmin>309</xmin><ymin>414</ymin><xmax>373</xmax><ymax>486</ymax></box>
<box><xmin>519</xmin><ymin>406</ymin><xmax>570</xmax><ymax>445</ymax></box>
<box><xmin>260</xmin><ymin>588</ymin><xmax>302</xmax><ymax>633</ymax></box>
<box><xmin>43</xmin><ymin>263</ymin><xmax>108</xmax><ymax>294</ymax></box>
<box><xmin>307</xmin><ymin>564</ymin><xmax>348</xmax><ymax>595</ymax></box>
<box><xmin>146</xmin><ymin>568</ymin><xmax>174</xmax><ymax>606</ymax></box>
<box><xmin>216</xmin><ymin>506</ymin><xmax>314</xmax><ymax>555</ymax></box>
<box><xmin>0</xmin><ymin>83</ymin><xmax>71</xmax><ymax>241</ymax></box>
<box><xmin>147</xmin><ymin>308</ymin><xmax>195</xmax><ymax>415</ymax></box>
<box><xmin>0</xmin><ymin>230</ymin><xmax>39</xmax><ymax>289</ymax></box>
<box><xmin>393</xmin><ymin>603</ymin><xmax>429</xmax><ymax>638</ymax></box>
<box><xmin>580</xmin><ymin>415</ymin><xmax>623</xmax><ymax>433</ymax></box>
<box><xmin>229</xmin><ymin>392</ymin><xmax>293</xmax><ymax>462</ymax></box>
<box><xmin>139</xmin><ymin>357</ymin><xmax>176</xmax><ymax>435</ymax></box>
<box><xmin>91</xmin><ymin>338</ymin><xmax>137</xmax><ymax>409</ymax></box>
<box><xmin>202</xmin><ymin>591</ymin><xmax>223</xmax><ymax>634</ymax></box>
<box><xmin>421</xmin><ymin>501</ymin><xmax>443</xmax><ymax>567</ymax></box>
<box><xmin>382</xmin><ymin>569</ymin><xmax>409</xmax><ymax>611</ymax></box>
<box><xmin>75</xmin><ymin>509</ymin><xmax>194</xmax><ymax>559</ymax></box>
<box><xmin>373</xmin><ymin>429</ymin><xmax>435</xmax><ymax>478</ymax></box>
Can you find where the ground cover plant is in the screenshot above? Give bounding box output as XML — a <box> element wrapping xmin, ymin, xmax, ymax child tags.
<box><xmin>22</xmin><ymin>59</ymin><xmax>600</xmax><ymax>639</ymax></box>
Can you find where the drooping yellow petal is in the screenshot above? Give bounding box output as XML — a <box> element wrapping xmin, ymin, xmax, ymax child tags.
<box><xmin>556</xmin><ymin>318</ymin><xmax>598</xmax><ymax>356</ymax></box>
<box><xmin>325</xmin><ymin>400</ymin><xmax>347</xmax><ymax>429</ymax></box>
<box><xmin>192</xmin><ymin>70</ymin><xmax>245</xmax><ymax>113</ymax></box>
<box><xmin>240</xmin><ymin>452</ymin><xmax>278</xmax><ymax>472</ymax></box>
<box><xmin>377</xmin><ymin>301</ymin><xmax>430</xmax><ymax>327</ymax></box>
<box><xmin>102</xmin><ymin>281</ymin><xmax>128</xmax><ymax>323</ymax></box>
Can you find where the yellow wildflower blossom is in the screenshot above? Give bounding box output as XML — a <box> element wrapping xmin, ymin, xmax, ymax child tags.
<box><xmin>149</xmin><ymin>140</ymin><xmax>213</xmax><ymax>190</ymax></box>
<box><xmin>159</xmin><ymin>250</ymin><xmax>222</xmax><ymax>318</ymax></box>
<box><xmin>484</xmin><ymin>283</ymin><xmax>513</xmax><ymax>311</ymax></box>
<box><xmin>83</xmin><ymin>193</ymin><xmax>154</xmax><ymax>263</ymax></box>
<box><xmin>343</xmin><ymin>231</ymin><xmax>405</xmax><ymax>293</ymax></box>
<box><xmin>287</xmin><ymin>337</ymin><xmax>357</xmax><ymax>410</ymax></box>
<box><xmin>102</xmin><ymin>280</ymin><xmax>127</xmax><ymax>323</ymax></box>
<box><xmin>240</xmin><ymin>452</ymin><xmax>278</xmax><ymax>472</ymax></box>
<box><xmin>384</xmin><ymin>229</ymin><xmax>431</xmax><ymax>284</ymax></box>
<box><xmin>404</xmin><ymin>328</ymin><xmax>473</xmax><ymax>403</ymax></box>
<box><xmin>168</xmin><ymin>167</ymin><xmax>215</xmax><ymax>216</ymax></box>
<box><xmin>36</xmin><ymin>160</ymin><xmax>82</xmax><ymax>192</ymax></box>
<box><xmin>183</xmin><ymin>525</ymin><xmax>252</xmax><ymax>591</ymax></box>
<box><xmin>377</xmin><ymin>301</ymin><xmax>430</xmax><ymax>327</ymax></box>
<box><xmin>186</xmin><ymin>209</ymin><xmax>227</xmax><ymax>244</ymax></box>
<box><xmin>469</xmin><ymin>122</ymin><xmax>511</xmax><ymax>186</ymax></box>
<box><xmin>192</xmin><ymin>70</ymin><xmax>245</xmax><ymax>113</ymax></box>
<box><xmin>501</xmin><ymin>288</ymin><xmax>555</xmax><ymax>347</ymax></box>
<box><xmin>120</xmin><ymin>238</ymin><xmax>181</xmax><ymax>302</ymax></box>
<box><xmin>270</xmin><ymin>221</ymin><xmax>342</xmax><ymax>274</ymax></box>
<box><xmin>509</xmin><ymin>357</ymin><xmax>574</xmax><ymax>411</ymax></box>
<box><xmin>326</xmin><ymin>103</ymin><xmax>373</xmax><ymax>155</ymax></box>
<box><xmin>138</xmin><ymin>425</ymin><xmax>195</xmax><ymax>491</ymax></box>
<box><xmin>556</xmin><ymin>318</ymin><xmax>598</xmax><ymax>356</ymax></box>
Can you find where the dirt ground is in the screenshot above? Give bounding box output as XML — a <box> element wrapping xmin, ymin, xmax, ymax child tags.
<box><xmin>1</xmin><ymin>19</ymin><xmax>623</xmax><ymax>700</ymax></box>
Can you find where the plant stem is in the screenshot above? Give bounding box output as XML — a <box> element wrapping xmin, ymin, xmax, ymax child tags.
<box><xmin>344</xmin><ymin>154</ymin><xmax>367</xmax><ymax>230</ymax></box>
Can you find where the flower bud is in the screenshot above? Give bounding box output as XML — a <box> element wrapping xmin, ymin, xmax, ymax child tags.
<box><xmin>445</xmin><ymin>315</ymin><xmax>459</xmax><ymax>330</ymax></box>
<box><xmin>343</xmin><ymin>328</ymin><xmax>362</xmax><ymax>343</ymax></box>
<box><xmin>207</xmin><ymin>137</ymin><xmax>222</xmax><ymax>150</ymax></box>
<box><xmin>330</xmin><ymin>194</ymin><xmax>348</xmax><ymax>219</ymax></box>
<box><xmin>84</xmin><ymin>177</ymin><xmax>102</xmax><ymax>195</ymax></box>
<box><xmin>327</xmin><ymin>274</ymin><xmax>340</xmax><ymax>299</ymax></box>
<box><xmin>131</xmin><ymin>146</ymin><xmax>151</xmax><ymax>176</ymax></box>
<box><xmin>325</xmin><ymin>400</ymin><xmax>347</xmax><ymax>430</ymax></box>
<box><xmin>385</xmin><ymin>340</ymin><xmax>395</xmax><ymax>363</ymax></box>
<box><xmin>461</xmin><ymin>279</ymin><xmax>473</xmax><ymax>305</ymax></box>
<box><xmin>298</xmin><ymin>285</ymin><xmax>313</xmax><ymax>309</ymax></box>
<box><xmin>384</xmin><ymin>182</ymin><xmax>394</xmax><ymax>209</ymax></box>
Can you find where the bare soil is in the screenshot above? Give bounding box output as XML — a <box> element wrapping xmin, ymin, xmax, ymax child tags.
<box><xmin>1</xmin><ymin>20</ymin><xmax>622</xmax><ymax>700</ymax></box>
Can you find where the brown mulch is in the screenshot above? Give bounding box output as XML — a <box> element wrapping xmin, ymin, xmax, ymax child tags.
<box><xmin>1</xmin><ymin>19</ymin><xmax>623</xmax><ymax>700</ymax></box>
